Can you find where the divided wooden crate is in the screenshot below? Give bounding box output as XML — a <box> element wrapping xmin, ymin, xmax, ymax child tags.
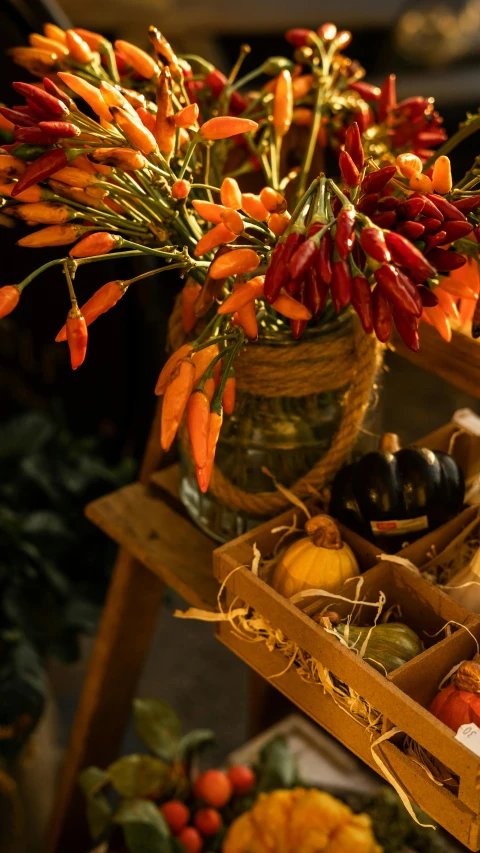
<box><xmin>212</xmin><ymin>424</ymin><xmax>480</xmax><ymax>849</ymax></box>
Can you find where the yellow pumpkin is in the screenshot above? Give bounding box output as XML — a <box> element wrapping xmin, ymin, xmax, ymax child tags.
<box><xmin>271</xmin><ymin>514</ymin><xmax>360</xmax><ymax>599</ymax></box>
<box><xmin>222</xmin><ymin>787</ymin><xmax>382</xmax><ymax>853</ymax></box>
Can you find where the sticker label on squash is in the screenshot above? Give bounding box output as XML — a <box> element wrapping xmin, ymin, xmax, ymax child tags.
<box><xmin>370</xmin><ymin>516</ymin><xmax>429</xmax><ymax>536</ymax></box>
<box><xmin>456</xmin><ymin>723</ymin><xmax>480</xmax><ymax>757</ymax></box>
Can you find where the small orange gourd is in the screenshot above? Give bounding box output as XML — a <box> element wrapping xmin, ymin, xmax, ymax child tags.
<box><xmin>271</xmin><ymin>515</ymin><xmax>360</xmax><ymax>599</ymax></box>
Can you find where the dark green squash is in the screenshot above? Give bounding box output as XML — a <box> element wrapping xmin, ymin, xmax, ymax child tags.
<box><xmin>328</xmin><ymin>620</ymin><xmax>423</xmax><ymax>674</ymax></box>
<box><xmin>329</xmin><ymin>433</ymin><xmax>464</xmax><ymax>548</ymax></box>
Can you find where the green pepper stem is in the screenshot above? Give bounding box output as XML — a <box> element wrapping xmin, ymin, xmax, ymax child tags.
<box><xmin>424</xmin><ymin>114</ymin><xmax>480</xmax><ymax>172</ymax></box>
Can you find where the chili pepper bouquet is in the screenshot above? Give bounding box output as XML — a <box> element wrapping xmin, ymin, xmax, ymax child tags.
<box><xmin>1</xmin><ymin>22</ymin><xmax>480</xmax><ymax>495</ymax></box>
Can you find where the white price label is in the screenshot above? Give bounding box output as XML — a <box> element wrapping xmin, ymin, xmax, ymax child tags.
<box><xmin>370</xmin><ymin>516</ymin><xmax>429</xmax><ymax>536</ymax></box>
<box><xmin>455</xmin><ymin>722</ymin><xmax>480</xmax><ymax>756</ymax></box>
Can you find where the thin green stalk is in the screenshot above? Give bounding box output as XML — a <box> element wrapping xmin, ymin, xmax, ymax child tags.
<box><xmin>17</xmin><ymin>250</ymin><xmax>154</xmax><ymax>292</ymax></box>
<box><xmin>178</xmin><ymin>136</ymin><xmax>200</xmax><ymax>180</ymax></box>
<box><xmin>424</xmin><ymin>114</ymin><xmax>480</xmax><ymax>171</ymax></box>
<box><xmin>212</xmin><ymin>335</ymin><xmax>245</xmax><ymax>413</ymax></box>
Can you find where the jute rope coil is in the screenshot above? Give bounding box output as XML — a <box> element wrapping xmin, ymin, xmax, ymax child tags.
<box><xmin>168</xmin><ymin>294</ymin><xmax>384</xmax><ymax>516</ymax></box>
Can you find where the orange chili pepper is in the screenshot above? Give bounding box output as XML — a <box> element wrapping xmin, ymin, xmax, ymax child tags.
<box><xmin>259</xmin><ymin>187</ymin><xmax>287</xmax><ymax>214</ymax></box>
<box><xmin>292</xmin><ymin>73</ymin><xmax>314</xmax><ymax>99</ymax></box>
<box><xmin>65</xmin><ymin>305</ymin><xmax>88</xmax><ymax>369</ymax></box>
<box><xmin>48</xmin><ymin>182</ymin><xmax>103</xmax><ymax>209</ymax></box>
<box><xmin>220</xmin><ymin>208</ymin><xmax>244</xmax><ymax>235</ymax></box>
<box><xmin>196</xmin><ymin>411</ymin><xmax>223</xmax><ymax>493</ymax></box>
<box><xmin>409</xmin><ymin>173</ymin><xmax>433</xmax><ymax>193</ymax></box>
<box><xmin>174</xmin><ymin>103</ymin><xmax>199</xmax><ymax>129</ymax></box>
<box><xmin>30</xmin><ymin>34</ymin><xmax>69</xmax><ymax>56</ymax></box>
<box><xmin>192</xmin><ymin>200</ymin><xmax>225</xmax><ymax>224</ymax></box>
<box><xmin>396</xmin><ymin>153</ymin><xmax>422</xmax><ymax>178</ymax></box>
<box><xmin>432</xmin><ymin>155</ymin><xmax>452</xmax><ymax>195</ymax></box>
<box><xmin>422</xmin><ymin>305</ymin><xmax>452</xmax><ymax>342</ymax></box>
<box><xmin>200</xmin><ymin>117</ymin><xmax>258</xmax><ymax>141</ymax></box>
<box><xmin>293</xmin><ymin>107</ymin><xmax>313</xmax><ymax>127</ymax></box>
<box><xmin>58</xmin><ymin>72</ymin><xmax>112</xmax><ymax>122</ymax></box>
<box><xmin>114</xmin><ymin>39</ymin><xmax>158</xmax><ymax>79</ymax></box>
<box><xmin>65</xmin><ymin>29</ymin><xmax>93</xmax><ymax>63</ymax></box>
<box><xmin>155</xmin><ymin>343</ymin><xmax>194</xmax><ymax>395</ymax></box>
<box><xmin>181</xmin><ymin>280</ymin><xmax>202</xmax><ymax>333</ymax></box>
<box><xmin>268</xmin><ymin>212</ymin><xmax>290</xmax><ymax>236</ymax></box>
<box><xmin>222</xmin><ymin>374</ymin><xmax>236</xmax><ymax>416</ymax></box>
<box><xmin>0</xmin><ymin>183</ymin><xmax>45</xmax><ymax>203</ymax></box>
<box><xmin>71</xmin><ymin>154</ymin><xmax>112</xmax><ymax>176</ymax></box>
<box><xmin>273</xmin><ymin>69</ymin><xmax>293</xmax><ymax>138</ymax></box>
<box><xmin>172</xmin><ymin>179</ymin><xmax>191</xmax><ymax>200</ymax></box>
<box><xmin>435</xmin><ymin>287</ymin><xmax>459</xmax><ymax>320</ymax></box>
<box><xmin>0</xmin><ymin>113</ymin><xmax>14</xmax><ymax>133</ymax></box>
<box><xmin>237</xmin><ymin>298</ymin><xmax>258</xmax><ymax>339</ymax></box>
<box><xmin>217</xmin><ymin>276</ymin><xmax>264</xmax><ymax>314</ymax></box>
<box><xmin>69</xmin><ymin>232</ymin><xmax>121</xmax><ymax>258</ymax></box>
<box><xmin>154</xmin><ymin>67</ymin><xmax>176</xmax><ymax>158</ymax></box>
<box><xmin>187</xmin><ymin>389</ymin><xmax>210</xmax><ymax>469</ymax></box>
<box><xmin>14</xmin><ymin>202</ymin><xmax>74</xmax><ymax>225</ymax></box>
<box><xmin>17</xmin><ymin>223</ymin><xmax>87</xmax><ymax>248</ymax></box>
<box><xmin>220</xmin><ymin>177</ymin><xmax>242</xmax><ymax>210</ymax></box>
<box><xmin>136</xmin><ymin>107</ymin><xmax>156</xmax><ymax>134</ymax></box>
<box><xmin>0</xmin><ymin>155</ymin><xmax>26</xmax><ymax>178</ymax></box>
<box><xmin>99</xmin><ymin>80</ymin><xmax>138</xmax><ymax>116</ymax></box>
<box><xmin>192</xmin><ymin>344</ymin><xmax>220</xmax><ymax>384</ymax></box>
<box><xmin>148</xmin><ymin>26</ymin><xmax>181</xmax><ymax>77</ymax></box>
<box><xmin>194</xmin><ymin>223</ymin><xmax>236</xmax><ymax>257</ymax></box>
<box><xmin>44</xmin><ymin>23</ymin><xmax>67</xmax><ymax>43</ymax></box>
<box><xmin>0</xmin><ymin>285</ymin><xmax>20</xmax><ymax>318</ymax></box>
<box><xmin>11</xmin><ymin>47</ymin><xmax>58</xmax><ymax>68</ymax></box>
<box><xmin>209</xmin><ymin>248</ymin><xmax>260</xmax><ymax>280</ymax></box>
<box><xmin>56</xmin><ymin>280</ymin><xmax>128</xmax><ymax>341</ymax></box>
<box><xmin>90</xmin><ymin>147</ymin><xmax>146</xmax><ymax>170</ymax></box>
<box><xmin>441</xmin><ymin>277</ymin><xmax>477</xmax><ymax>300</ymax></box>
<box><xmin>73</xmin><ymin>27</ymin><xmax>107</xmax><ymax>50</ymax></box>
<box><xmin>241</xmin><ymin>193</ymin><xmax>269</xmax><ymax>222</ymax></box>
<box><xmin>51</xmin><ymin>166</ymin><xmax>97</xmax><ymax>188</ymax></box>
<box><xmin>161</xmin><ymin>357</ymin><xmax>196</xmax><ymax>451</ymax></box>
<box><xmin>111</xmin><ymin>106</ymin><xmax>157</xmax><ymax>155</ymax></box>
<box><xmin>271</xmin><ymin>290</ymin><xmax>312</xmax><ymax>321</ymax></box>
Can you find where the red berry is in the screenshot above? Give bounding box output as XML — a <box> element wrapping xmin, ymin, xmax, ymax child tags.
<box><xmin>194</xmin><ymin>808</ymin><xmax>222</xmax><ymax>837</ymax></box>
<box><xmin>177</xmin><ymin>826</ymin><xmax>203</xmax><ymax>853</ymax></box>
<box><xmin>160</xmin><ymin>800</ymin><xmax>190</xmax><ymax>835</ymax></box>
<box><xmin>194</xmin><ymin>769</ymin><xmax>232</xmax><ymax>808</ymax></box>
<box><xmin>227</xmin><ymin>765</ymin><xmax>256</xmax><ymax>796</ymax></box>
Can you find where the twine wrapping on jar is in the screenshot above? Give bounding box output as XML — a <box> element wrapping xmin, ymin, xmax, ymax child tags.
<box><xmin>168</xmin><ymin>294</ymin><xmax>384</xmax><ymax>517</ymax></box>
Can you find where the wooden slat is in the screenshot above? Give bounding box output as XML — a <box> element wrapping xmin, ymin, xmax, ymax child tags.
<box><xmin>85</xmin><ymin>481</ymin><xmax>218</xmax><ymax>610</ymax></box>
<box><xmin>392</xmin><ymin>325</ymin><xmax>480</xmax><ymax>399</ymax></box>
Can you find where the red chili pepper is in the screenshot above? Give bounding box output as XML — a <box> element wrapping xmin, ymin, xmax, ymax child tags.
<box><xmin>417</xmin><ymin>130</ymin><xmax>447</xmax><ymax>147</ymax></box>
<box><xmin>438</xmin><ymin>221</ymin><xmax>473</xmax><ymax>243</ymax></box>
<box><xmin>397</xmin><ymin>197</ymin><xmax>425</xmax><ymax>220</ymax></box>
<box><xmin>264</xmin><ymin>232</ymin><xmax>304</xmax><ymax>303</ymax></box>
<box><xmin>361</xmin><ymin>165</ymin><xmax>397</xmax><ymax>195</ymax></box>
<box><xmin>412</xmin><ymin>192</ymin><xmax>443</xmax><ymax>221</ymax></box>
<box><xmin>12</xmin><ymin>81</ymin><xmax>68</xmax><ymax>118</ymax></box>
<box><xmin>378</xmin><ymin>74</ymin><xmax>397</xmax><ymax>122</ymax></box>
<box><xmin>371</xmin><ymin>211</ymin><xmax>396</xmax><ymax>229</ymax></box>
<box><xmin>0</xmin><ymin>107</ymin><xmax>35</xmax><ymax>127</ymax></box>
<box><xmin>13</xmin><ymin>127</ymin><xmax>58</xmax><ymax>145</ymax></box>
<box><xmin>418</xmin><ymin>285</ymin><xmax>438</xmax><ymax>307</ymax></box>
<box><xmin>452</xmin><ymin>196</ymin><xmax>480</xmax><ymax>214</ymax></box>
<box><xmin>384</xmin><ymin>231</ymin><xmax>436</xmax><ymax>281</ymax></box>
<box><xmin>424</xmin><ymin>193</ymin><xmax>466</xmax><ymax>222</ymax></box>
<box><xmin>335</xmin><ymin>208</ymin><xmax>356</xmax><ymax>259</ymax></box>
<box><xmin>317</xmin><ymin>230</ymin><xmax>333</xmax><ymax>284</ymax></box>
<box><xmin>353</xmin><ymin>103</ymin><xmax>374</xmax><ymax>133</ymax></box>
<box><xmin>205</xmin><ymin>68</ymin><xmax>247</xmax><ymax>112</ymax></box>
<box><xmin>351</xmin><ymin>274</ymin><xmax>373</xmax><ymax>333</ymax></box>
<box><xmin>377</xmin><ymin>196</ymin><xmax>399</xmax><ymax>211</ymax></box>
<box><xmin>38</xmin><ymin>121</ymin><xmax>80</xmax><ymax>138</ymax></box>
<box><xmin>393</xmin><ymin>308</ymin><xmax>420</xmax><ymax>352</ymax></box>
<box><xmin>344</xmin><ymin>121</ymin><xmax>364</xmax><ymax>169</ymax></box>
<box><xmin>339</xmin><ymin>150</ymin><xmax>360</xmax><ymax>188</ymax></box>
<box><xmin>425</xmin><ymin>248</ymin><xmax>467</xmax><ymax>271</ymax></box>
<box><xmin>0</xmin><ymin>285</ymin><xmax>20</xmax><ymax>318</ymax></box>
<box><xmin>421</xmin><ymin>217</ymin><xmax>442</xmax><ymax>234</ymax></box>
<box><xmin>66</xmin><ymin>307</ymin><xmax>88</xmax><ymax>370</ymax></box>
<box><xmin>289</xmin><ymin>281</ymin><xmax>308</xmax><ymax>339</ymax></box>
<box><xmin>43</xmin><ymin>77</ymin><xmax>75</xmax><ymax>109</ymax></box>
<box><xmin>349</xmin><ymin>81</ymin><xmax>381</xmax><ymax>101</ymax></box>
<box><xmin>285</xmin><ymin>28</ymin><xmax>312</xmax><ymax>46</ymax></box>
<box><xmin>425</xmin><ymin>231</ymin><xmax>447</xmax><ymax>253</ymax></box>
<box><xmin>357</xmin><ymin>193</ymin><xmax>379</xmax><ymax>216</ymax></box>
<box><xmin>331</xmin><ymin>260</ymin><xmax>352</xmax><ymax>312</ymax></box>
<box><xmin>305</xmin><ymin>266</ymin><xmax>328</xmax><ymax>317</ymax></box>
<box><xmin>10</xmin><ymin>148</ymin><xmax>69</xmax><ymax>197</ymax></box>
<box><xmin>397</xmin><ymin>221</ymin><xmax>425</xmax><ymax>240</ymax></box>
<box><xmin>374</xmin><ymin>264</ymin><xmax>422</xmax><ymax>316</ymax></box>
<box><xmin>289</xmin><ymin>236</ymin><xmax>319</xmax><ymax>280</ymax></box>
<box><xmin>187</xmin><ymin>389</ymin><xmax>210</xmax><ymax>469</ymax></box>
<box><xmin>372</xmin><ymin>285</ymin><xmax>392</xmax><ymax>342</ymax></box>
<box><xmin>359</xmin><ymin>227</ymin><xmax>391</xmax><ymax>263</ymax></box>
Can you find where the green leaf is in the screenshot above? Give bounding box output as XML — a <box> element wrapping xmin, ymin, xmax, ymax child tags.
<box><xmin>177</xmin><ymin>729</ymin><xmax>215</xmax><ymax>760</ymax></box>
<box><xmin>134</xmin><ymin>699</ymin><xmax>181</xmax><ymax>759</ymax></box>
<box><xmin>114</xmin><ymin>799</ymin><xmax>172</xmax><ymax>853</ymax></box>
<box><xmin>107</xmin><ymin>755</ymin><xmax>169</xmax><ymax>798</ymax></box>
<box><xmin>78</xmin><ymin>767</ymin><xmax>112</xmax><ymax>840</ymax></box>
<box><xmin>255</xmin><ymin>736</ymin><xmax>297</xmax><ymax>793</ymax></box>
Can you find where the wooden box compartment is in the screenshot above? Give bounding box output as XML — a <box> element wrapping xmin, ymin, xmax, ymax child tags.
<box><xmin>213</xmin><ymin>505</ymin><xmax>480</xmax><ymax>849</ymax></box>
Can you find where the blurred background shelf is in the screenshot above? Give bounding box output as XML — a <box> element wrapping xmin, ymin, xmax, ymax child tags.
<box><xmin>392</xmin><ymin>325</ymin><xmax>480</xmax><ymax>399</ymax></box>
